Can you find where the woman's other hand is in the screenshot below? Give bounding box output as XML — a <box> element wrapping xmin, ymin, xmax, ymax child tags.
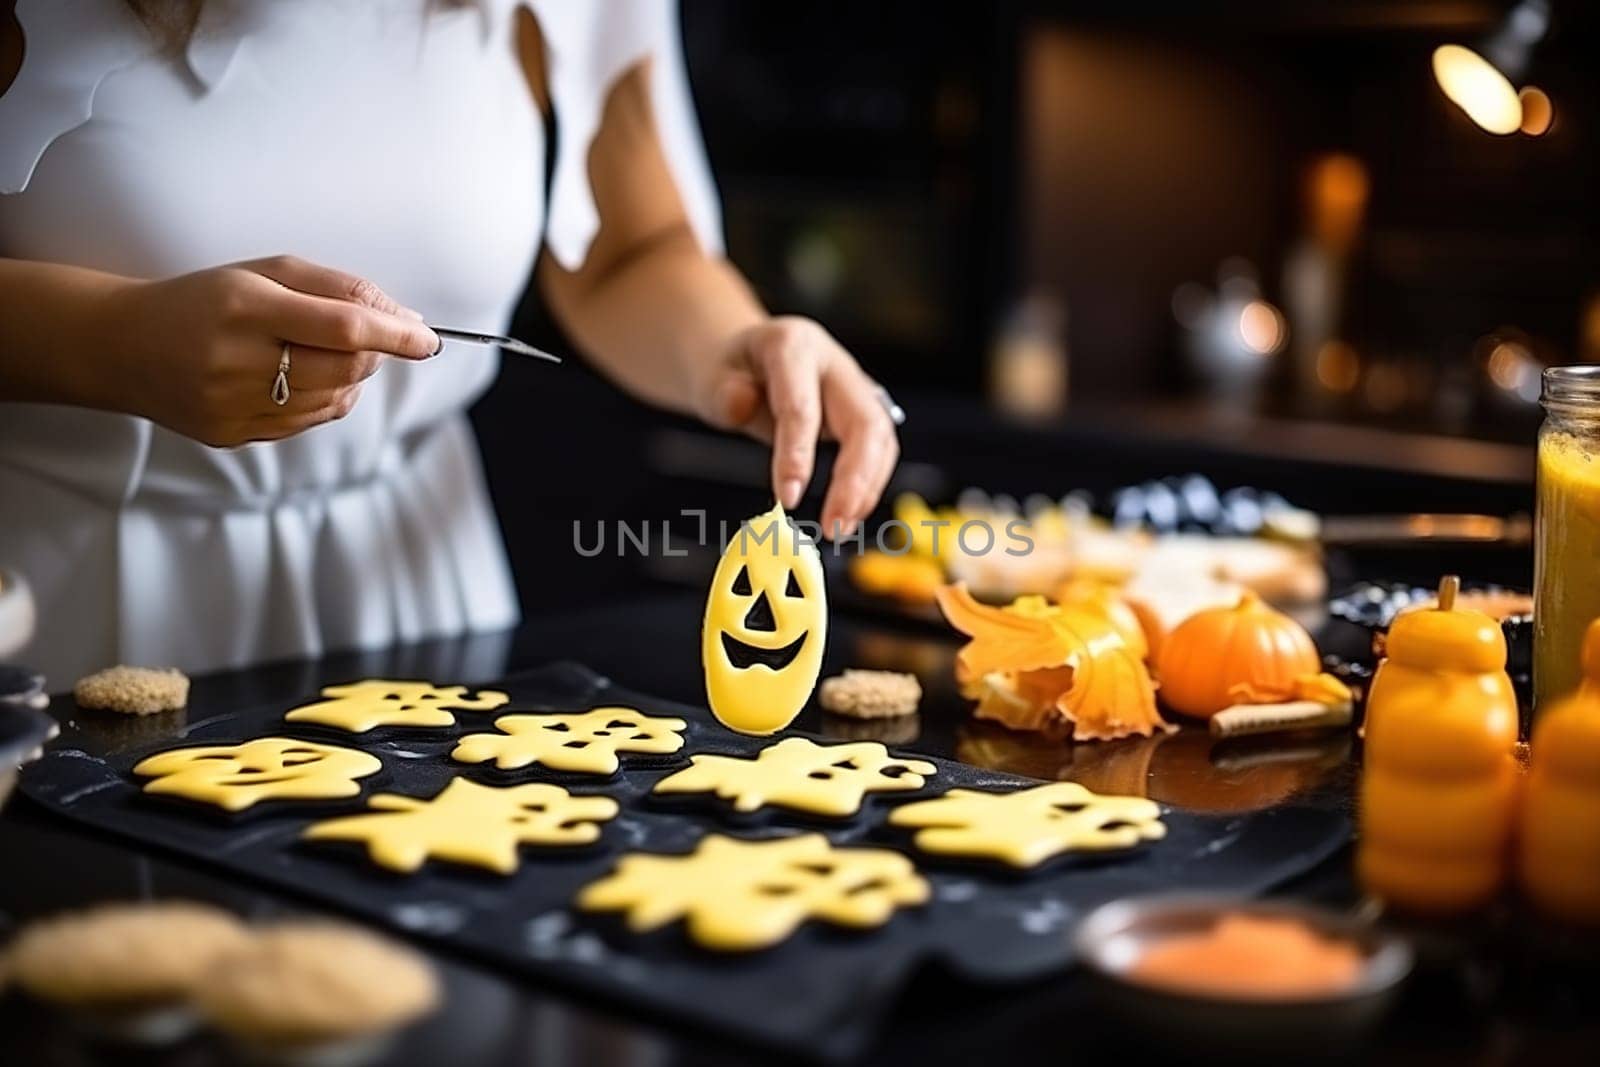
<box><xmin>100</xmin><ymin>256</ymin><xmax>439</xmax><ymax>447</ymax></box>
<box><xmin>530</xmin><ymin>59</ymin><xmax>899</xmax><ymax>537</ymax></box>
<box><xmin>699</xmin><ymin>316</ymin><xmax>899</xmax><ymax>539</ymax></box>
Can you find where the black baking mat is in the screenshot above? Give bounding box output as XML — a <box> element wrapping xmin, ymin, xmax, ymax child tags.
<box><xmin>19</xmin><ymin>661</ymin><xmax>1348</xmax><ymax>1061</ymax></box>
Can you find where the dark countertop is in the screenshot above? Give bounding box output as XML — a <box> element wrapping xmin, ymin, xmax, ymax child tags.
<box><xmin>2</xmin><ymin>590</ymin><xmax>1597</xmax><ymax>1066</ymax></box>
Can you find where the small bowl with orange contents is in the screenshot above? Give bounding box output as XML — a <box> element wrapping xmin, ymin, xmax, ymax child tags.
<box><xmin>1074</xmin><ymin>895</ymin><xmax>1413</xmax><ymax>1057</ymax></box>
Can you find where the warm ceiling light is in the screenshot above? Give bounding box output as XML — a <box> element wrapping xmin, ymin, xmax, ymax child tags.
<box><xmin>1432</xmin><ymin>44</ymin><xmax>1522</xmax><ymax>134</ymax></box>
<box><xmin>1519</xmin><ymin>86</ymin><xmax>1553</xmax><ymax>135</ymax></box>
<box><xmin>1432</xmin><ymin>0</ymin><xmax>1550</xmax><ymax>136</ymax></box>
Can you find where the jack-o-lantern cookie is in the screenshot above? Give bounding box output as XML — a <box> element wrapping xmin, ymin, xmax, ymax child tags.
<box><xmin>304</xmin><ymin>778</ymin><xmax>619</xmax><ymax>875</ymax></box>
<box><xmin>284</xmin><ymin>680</ymin><xmax>508</xmax><ymax>733</ymax></box>
<box><xmin>652</xmin><ymin>736</ymin><xmax>935</xmax><ymax>818</ymax></box>
<box><xmin>451</xmin><ymin>707</ymin><xmax>686</xmax><ymax>777</ymax></box>
<box><xmin>702</xmin><ymin>504</ymin><xmax>826</xmax><ymax>735</ymax></box>
<box><xmin>133</xmin><ymin>737</ymin><xmax>381</xmax><ymax>813</ymax></box>
<box><xmin>888</xmin><ymin>782</ymin><xmax>1165</xmax><ymax>868</ymax></box>
<box><xmin>577</xmin><ymin>832</ymin><xmax>928</xmax><ymax>951</ymax></box>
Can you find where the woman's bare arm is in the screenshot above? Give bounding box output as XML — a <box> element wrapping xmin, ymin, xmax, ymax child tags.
<box><xmin>536</xmin><ymin>59</ymin><xmax>899</xmax><ymax>537</ymax></box>
<box><xmin>0</xmin><ymin>259</ymin><xmax>131</xmax><ymax>409</ymax></box>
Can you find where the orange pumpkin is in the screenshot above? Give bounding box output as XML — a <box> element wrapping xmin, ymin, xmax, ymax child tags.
<box><xmin>1156</xmin><ymin>591</ymin><xmax>1320</xmax><ymax>719</ymax></box>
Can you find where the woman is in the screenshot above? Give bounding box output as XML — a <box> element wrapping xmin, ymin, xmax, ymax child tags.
<box><xmin>0</xmin><ymin>0</ymin><xmax>899</xmax><ymax>684</ymax></box>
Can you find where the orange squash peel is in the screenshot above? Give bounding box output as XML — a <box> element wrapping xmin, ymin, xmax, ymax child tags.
<box><xmin>936</xmin><ymin>584</ymin><xmax>1172</xmax><ymax>742</ymax></box>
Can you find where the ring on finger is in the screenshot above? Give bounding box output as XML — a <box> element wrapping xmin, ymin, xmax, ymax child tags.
<box><xmin>873</xmin><ymin>383</ymin><xmax>906</xmax><ymax>426</ymax></box>
<box><xmin>270</xmin><ymin>343</ymin><xmax>292</xmax><ymax>406</ymax></box>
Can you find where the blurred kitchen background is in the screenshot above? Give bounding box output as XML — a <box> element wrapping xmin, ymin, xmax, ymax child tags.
<box><xmin>473</xmin><ymin>0</ymin><xmax>1597</xmax><ymax>611</ymax></box>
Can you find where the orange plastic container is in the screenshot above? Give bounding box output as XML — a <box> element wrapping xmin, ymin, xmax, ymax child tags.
<box><xmin>1518</xmin><ymin>618</ymin><xmax>1600</xmax><ymax>924</ymax></box>
<box><xmin>1358</xmin><ymin>577</ymin><xmax>1520</xmax><ymax>914</ymax></box>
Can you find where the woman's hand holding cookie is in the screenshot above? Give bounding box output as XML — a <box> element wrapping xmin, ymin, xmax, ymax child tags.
<box><xmin>97</xmin><ymin>255</ymin><xmax>439</xmax><ymax>448</ymax></box>
<box><xmin>695</xmin><ymin>316</ymin><xmax>900</xmax><ymax>539</ymax></box>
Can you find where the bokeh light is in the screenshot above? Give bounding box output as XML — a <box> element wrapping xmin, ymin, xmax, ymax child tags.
<box><xmin>1238</xmin><ymin>300</ymin><xmax>1286</xmax><ymax>355</ymax></box>
<box><xmin>1518</xmin><ymin>86</ymin><xmax>1553</xmax><ymax>136</ymax></box>
<box><xmin>1432</xmin><ymin>45</ymin><xmax>1522</xmax><ymax>135</ymax></box>
<box><xmin>1314</xmin><ymin>341</ymin><xmax>1361</xmax><ymax>394</ymax></box>
<box><xmin>1364</xmin><ymin>363</ymin><xmax>1408</xmax><ymax>413</ymax></box>
<box><xmin>1486</xmin><ymin>338</ymin><xmax>1542</xmax><ymax>403</ymax></box>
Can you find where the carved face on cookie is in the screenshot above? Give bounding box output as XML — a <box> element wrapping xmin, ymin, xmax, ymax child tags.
<box><xmin>701</xmin><ymin>505</ymin><xmax>827</xmax><ymax>734</ymax></box>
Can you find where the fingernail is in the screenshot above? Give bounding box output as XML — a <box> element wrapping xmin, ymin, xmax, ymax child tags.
<box><xmin>400</xmin><ymin>306</ymin><xmax>425</xmax><ymax>321</ymax></box>
<box><xmin>780</xmin><ymin>479</ymin><xmax>803</xmax><ymax>509</ymax></box>
<box><xmin>424</xmin><ymin>329</ymin><xmax>442</xmax><ymax>357</ymax></box>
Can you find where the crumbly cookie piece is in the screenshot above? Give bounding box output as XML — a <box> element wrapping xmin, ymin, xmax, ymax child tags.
<box><xmin>818</xmin><ymin>670</ymin><xmax>922</xmax><ymax>719</ymax></box>
<box><xmin>197</xmin><ymin>923</ymin><xmax>437</xmax><ymax>1043</ymax></box>
<box><xmin>73</xmin><ymin>665</ymin><xmax>189</xmax><ymax>715</ymax></box>
<box><xmin>9</xmin><ymin>901</ymin><xmax>249</xmax><ymax>1006</ymax></box>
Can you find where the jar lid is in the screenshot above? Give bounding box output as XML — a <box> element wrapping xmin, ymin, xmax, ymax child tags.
<box><xmin>1542</xmin><ymin>365</ymin><xmax>1600</xmax><ymax>412</ymax></box>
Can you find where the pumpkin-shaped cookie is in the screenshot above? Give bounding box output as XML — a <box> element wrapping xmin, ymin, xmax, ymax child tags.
<box><xmin>702</xmin><ymin>504</ymin><xmax>827</xmax><ymax>735</ymax></box>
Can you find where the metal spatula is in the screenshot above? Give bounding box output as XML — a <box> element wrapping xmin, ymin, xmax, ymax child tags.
<box><xmin>430</xmin><ymin>325</ymin><xmax>562</xmax><ymax>363</ymax></box>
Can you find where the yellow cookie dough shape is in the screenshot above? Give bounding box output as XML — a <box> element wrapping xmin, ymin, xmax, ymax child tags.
<box><xmin>133</xmin><ymin>737</ymin><xmax>382</xmax><ymax>813</ymax></box>
<box><xmin>451</xmin><ymin>706</ymin><xmax>687</xmax><ymax>776</ymax></box>
<box><xmin>652</xmin><ymin>736</ymin><xmax>936</xmax><ymax>818</ymax></box>
<box><xmin>577</xmin><ymin>832</ymin><xmax>929</xmax><ymax>951</ymax></box>
<box><xmin>702</xmin><ymin>504</ymin><xmax>826</xmax><ymax>735</ymax></box>
<box><xmin>284</xmin><ymin>679</ymin><xmax>509</xmax><ymax>733</ymax></box>
<box><xmin>304</xmin><ymin>778</ymin><xmax>619</xmax><ymax>875</ymax></box>
<box><xmin>889</xmin><ymin>782</ymin><xmax>1166</xmax><ymax>869</ymax></box>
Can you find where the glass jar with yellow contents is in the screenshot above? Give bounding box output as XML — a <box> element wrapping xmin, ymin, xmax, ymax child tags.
<box><xmin>1535</xmin><ymin>366</ymin><xmax>1600</xmax><ymax>710</ymax></box>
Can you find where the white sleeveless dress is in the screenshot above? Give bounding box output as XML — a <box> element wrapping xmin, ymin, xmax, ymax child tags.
<box><xmin>0</xmin><ymin>0</ymin><xmax>721</xmax><ymax>684</ymax></box>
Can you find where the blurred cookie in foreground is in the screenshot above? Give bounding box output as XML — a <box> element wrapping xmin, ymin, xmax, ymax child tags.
<box><xmin>197</xmin><ymin>921</ymin><xmax>439</xmax><ymax>1066</ymax></box>
<box><xmin>9</xmin><ymin>901</ymin><xmax>250</xmax><ymax>1044</ymax></box>
<box><xmin>819</xmin><ymin>669</ymin><xmax>922</xmax><ymax>719</ymax></box>
<box><xmin>73</xmin><ymin>665</ymin><xmax>189</xmax><ymax>715</ymax></box>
